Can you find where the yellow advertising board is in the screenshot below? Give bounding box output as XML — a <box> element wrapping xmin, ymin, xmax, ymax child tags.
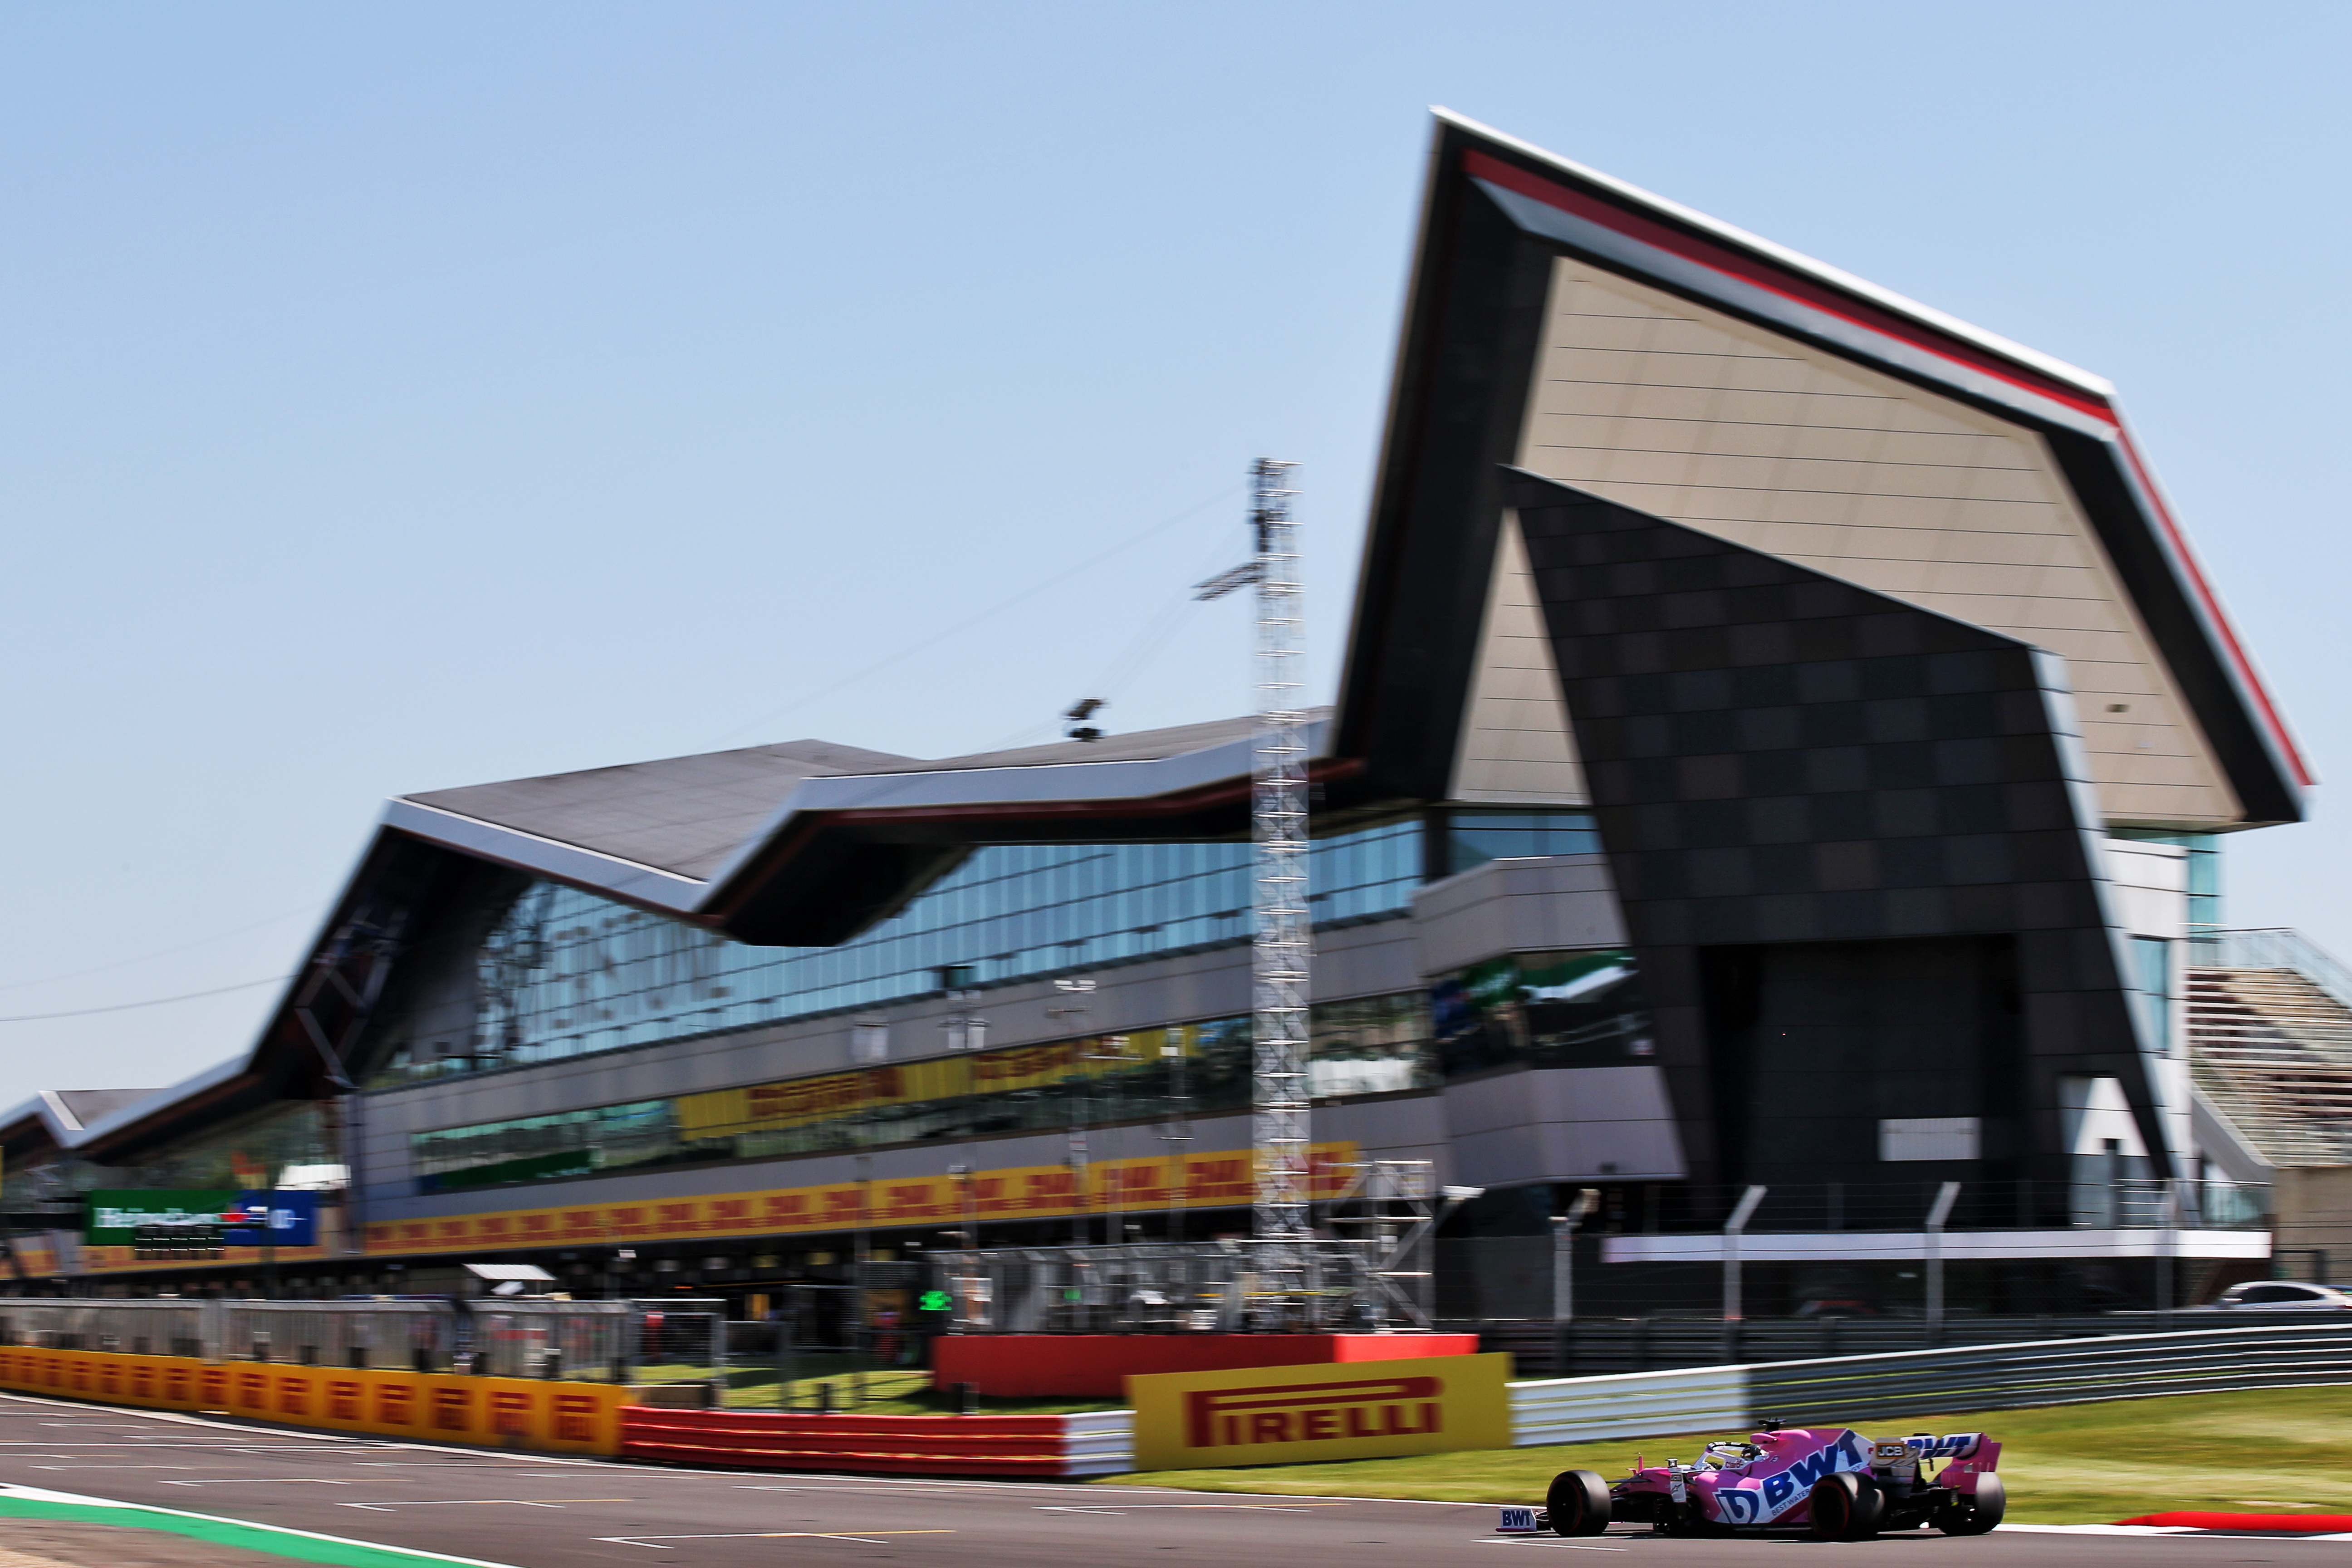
<box><xmin>1127</xmin><ymin>1352</ymin><xmax>1512</xmax><ymax>1470</ymax></box>
<box><xmin>0</xmin><ymin>1345</ymin><xmax>626</xmax><ymax>1455</ymax></box>
<box><xmin>312</xmin><ymin>1141</ymin><xmax>1357</xmax><ymax>1262</ymax></box>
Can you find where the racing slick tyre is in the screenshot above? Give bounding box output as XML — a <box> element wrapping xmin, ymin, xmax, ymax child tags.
<box><xmin>1807</xmin><ymin>1473</ymin><xmax>1886</xmax><ymax>1540</ymax></box>
<box><xmin>1938</xmin><ymin>1474</ymin><xmax>2004</xmax><ymax>1535</ymax></box>
<box><xmin>1546</xmin><ymin>1470</ymin><xmax>1612</xmax><ymax>1536</ymax></box>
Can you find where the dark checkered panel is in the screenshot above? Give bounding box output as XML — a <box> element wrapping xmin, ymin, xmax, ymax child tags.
<box><xmin>1507</xmin><ymin>470</ymin><xmax>2160</xmax><ymax>1198</ymax></box>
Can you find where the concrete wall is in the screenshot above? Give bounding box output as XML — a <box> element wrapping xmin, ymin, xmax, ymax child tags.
<box><xmin>2273</xmin><ymin>1167</ymin><xmax>2352</xmax><ymax>1284</ymax></box>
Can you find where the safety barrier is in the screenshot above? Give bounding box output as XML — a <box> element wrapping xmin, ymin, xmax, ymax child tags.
<box><xmin>13</xmin><ymin>1318</ymin><xmax>2346</xmax><ymax>1475</ymax></box>
<box><xmin>1483</xmin><ymin>1308</ymin><xmax>2352</xmax><ymax>1378</ymax></box>
<box><xmin>0</xmin><ymin>1343</ymin><xmax>627</xmax><ymax>1455</ymax></box>
<box><xmin>1746</xmin><ymin>1320</ymin><xmax>2352</xmax><ymax>1426</ymax></box>
<box><xmin>620</xmin><ymin>1406</ymin><xmax>1137</xmax><ymax>1477</ymax></box>
<box><xmin>1508</xmin><ymin>1320</ymin><xmax>2352</xmax><ymax>1445</ymax></box>
<box><xmin>1509</xmin><ymin>1363</ymin><xmax>1749</xmax><ymax>1446</ymax></box>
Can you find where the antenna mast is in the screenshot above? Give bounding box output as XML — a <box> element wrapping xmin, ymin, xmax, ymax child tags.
<box><xmin>1249</xmin><ymin>458</ymin><xmax>1311</xmax><ymax>1282</ymax></box>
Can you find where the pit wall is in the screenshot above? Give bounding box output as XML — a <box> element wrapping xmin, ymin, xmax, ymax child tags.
<box><xmin>0</xmin><ymin>1344</ymin><xmax>627</xmax><ymax>1455</ymax></box>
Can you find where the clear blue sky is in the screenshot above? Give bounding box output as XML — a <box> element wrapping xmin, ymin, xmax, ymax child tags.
<box><xmin>3</xmin><ymin>2</ymin><xmax>2346</xmax><ymax>1097</ymax></box>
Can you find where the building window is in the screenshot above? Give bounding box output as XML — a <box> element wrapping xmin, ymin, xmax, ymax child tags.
<box><xmin>1445</xmin><ymin>810</ymin><xmax>1601</xmax><ymax>874</ymax></box>
<box><xmin>410</xmin><ymin>991</ymin><xmax>1438</xmax><ymax>1194</ymax></box>
<box><xmin>1430</xmin><ymin>949</ymin><xmax>1652</xmax><ymax>1077</ymax></box>
<box><xmin>372</xmin><ymin>818</ymin><xmax>1428</xmax><ymax>1084</ymax></box>
<box><xmin>2129</xmin><ymin>935</ymin><xmax>2173</xmax><ymax>1054</ymax></box>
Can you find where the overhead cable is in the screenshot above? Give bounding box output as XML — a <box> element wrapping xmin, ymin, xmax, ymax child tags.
<box><xmin>0</xmin><ymin>975</ymin><xmax>292</xmax><ymax>1025</ymax></box>
<box><xmin>703</xmin><ymin>480</ymin><xmax>1246</xmax><ymax>747</ymax></box>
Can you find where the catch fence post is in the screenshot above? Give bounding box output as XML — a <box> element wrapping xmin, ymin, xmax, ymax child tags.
<box><xmin>1721</xmin><ymin>1185</ymin><xmax>1766</xmax><ymax>1366</ymax></box>
<box><xmin>1550</xmin><ymin>1187</ymin><xmax>1598</xmax><ymax>1378</ymax></box>
<box><xmin>2156</xmin><ymin>1177</ymin><xmax>2179</xmax><ymax>1329</ymax></box>
<box><xmin>1924</xmin><ymin>1181</ymin><xmax>1961</xmax><ymax>1345</ymax></box>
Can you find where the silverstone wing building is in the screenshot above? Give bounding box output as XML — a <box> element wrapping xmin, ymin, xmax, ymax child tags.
<box><xmin>0</xmin><ymin>114</ymin><xmax>2310</xmax><ymax>1318</ymax></box>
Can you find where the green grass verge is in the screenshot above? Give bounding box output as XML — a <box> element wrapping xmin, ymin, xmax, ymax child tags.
<box><xmin>633</xmin><ymin>1360</ymin><xmax>1117</xmax><ymax>1416</ymax></box>
<box><xmin>1102</xmin><ymin>1384</ymin><xmax>2352</xmax><ymax>1525</ymax></box>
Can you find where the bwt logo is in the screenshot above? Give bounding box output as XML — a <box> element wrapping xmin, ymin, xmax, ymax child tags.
<box><xmin>1186</xmin><ymin>1375</ymin><xmax>1444</xmax><ymax>1448</ymax></box>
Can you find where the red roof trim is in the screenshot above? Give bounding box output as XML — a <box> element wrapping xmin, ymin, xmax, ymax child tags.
<box><xmin>2114</xmin><ymin>430</ymin><xmax>2314</xmax><ymax>787</ymax></box>
<box><xmin>1461</xmin><ymin>149</ymin><xmax>2119</xmax><ymax>426</ymax></box>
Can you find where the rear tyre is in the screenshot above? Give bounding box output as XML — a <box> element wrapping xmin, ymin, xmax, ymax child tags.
<box><xmin>1940</xmin><ymin>1474</ymin><xmax>2004</xmax><ymax>1535</ymax></box>
<box><xmin>1546</xmin><ymin>1470</ymin><xmax>1612</xmax><ymax>1537</ymax></box>
<box><xmin>1808</xmin><ymin>1473</ymin><xmax>1886</xmax><ymax>1540</ymax></box>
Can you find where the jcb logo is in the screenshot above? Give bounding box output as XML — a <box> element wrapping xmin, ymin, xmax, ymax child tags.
<box><xmin>1185</xmin><ymin>1375</ymin><xmax>1443</xmax><ymax>1448</ymax></box>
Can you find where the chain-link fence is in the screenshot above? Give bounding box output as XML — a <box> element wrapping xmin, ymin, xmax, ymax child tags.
<box><xmin>0</xmin><ymin>1298</ymin><xmax>635</xmax><ymax>1381</ymax></box>
<box><xmin>629</xmin><ymin>1300</ymin><xmax>725</xmax><ymax>1387</ymax></box>
<box><xmin>931</xmin><ymin>1241</ymin><xmax>1406</xmax><ymax>1334</ymax></box>
<box><xmin>0</xmin><ymin>1299</ymin><xmax>207</xmax><ymax>1359</ymax></box>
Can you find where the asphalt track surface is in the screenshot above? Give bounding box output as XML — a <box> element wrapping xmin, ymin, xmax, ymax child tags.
<box><xmin>0</xmin><ymin>1392</ymin><xmax>2328</xmax><ymax>1568</ymax></box>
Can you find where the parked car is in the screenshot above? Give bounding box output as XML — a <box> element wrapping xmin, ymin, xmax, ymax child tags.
<box><xmin>2197</xmin><ymin>1280</ymin><xmax>2352</xmax><ymax>1310</ymax></box>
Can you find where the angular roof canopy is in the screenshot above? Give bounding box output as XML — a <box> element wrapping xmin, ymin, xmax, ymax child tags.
<box><xmin>1338</xmin><ymin>110</ymin><xmax>2309</xmax><ymax>832</ymax></box>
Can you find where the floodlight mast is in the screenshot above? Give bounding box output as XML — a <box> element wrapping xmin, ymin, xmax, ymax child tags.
<box><xmin>1249</xmin><ymin>458</ymin><xmax>1311</xmax><ymax>1300</ymax></box>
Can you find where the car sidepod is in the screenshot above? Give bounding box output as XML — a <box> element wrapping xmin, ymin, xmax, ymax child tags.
<box><xmin>1709</xmin><ymin>1429</ymin><xmax>1871</xmax><ymax>1529</ymax></box>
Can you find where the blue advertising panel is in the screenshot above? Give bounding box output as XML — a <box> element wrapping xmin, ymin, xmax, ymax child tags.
<box><xmin>223</xmin><ymin>1191</ymin><xmax>318</xmax><ymax>1248</ymax></box>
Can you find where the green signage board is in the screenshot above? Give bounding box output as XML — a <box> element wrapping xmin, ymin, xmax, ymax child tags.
<box><xmin>84</xmin><ymin>1190</ymin><xmax>235</xmax><ymax>1245</ymax></box>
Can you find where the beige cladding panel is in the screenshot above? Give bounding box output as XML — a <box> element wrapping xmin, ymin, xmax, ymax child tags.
<box><xmin>1516</xmin><ymin>260</ymin><xmax>2241</xmax><ymax>828</ymax></box>
<box><xmin>1451</xmin><ymin>512</ymin><xmax>1589</xmax><ymax>805</ymax></box>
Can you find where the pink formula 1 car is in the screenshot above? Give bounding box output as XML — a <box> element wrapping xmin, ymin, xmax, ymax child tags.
<box><xmin>1500</xmin><ymin>1422</ymin><xmax>2004</xmax><ymax>1540</ymax></box>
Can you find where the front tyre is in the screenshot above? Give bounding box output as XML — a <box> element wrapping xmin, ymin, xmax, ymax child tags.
<box><xmin>1940</xmin><ymin>1474</ymin><xmax>2004</xmax><ymax>1535</ymax></box>
<box><xmin>1546</xmin><ymin>1470</ymin><xmax>1612</xmax><ymax>1537</ymax></box>
<box><xmin>1807</xmin><ymin>1473</ymin><xmax>1887</xmax><ymax>1540</ymax></box>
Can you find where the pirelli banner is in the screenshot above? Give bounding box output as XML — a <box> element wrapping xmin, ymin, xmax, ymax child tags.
<box><xmin>1128</xmin><ymin>1353</ymin><xmax>1513</xmax><ymax>1470</ymax></box>
<box><xmin>359</xmin><ymin>1142</ymin><xmax>1356</xmax><ymax>1258</ymax></box>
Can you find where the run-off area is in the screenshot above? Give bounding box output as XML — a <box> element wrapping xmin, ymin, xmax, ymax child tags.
<box><xmin>0</xmin><ymin>1393</ymin><xmax>2303</xmax><ymax>1568</ymax></box>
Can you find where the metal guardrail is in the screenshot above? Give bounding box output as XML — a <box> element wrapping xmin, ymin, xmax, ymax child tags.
<box><xmin>1749</xmin><ymin>1321</ymin><xmax>2352</xmax><ymax>1426</ymax></box>
<box><xmin>2192</xmin><ymin>926</ymin><xmax>2352</xmax><ymax>1012</ymax></box>
<box><xmin>1512</xmin><ymin>1363</ymin><xmax>1748</xmax><ymax>1446</ymax></box>
<box><xmin>1507</xmin><ymin>1321</ymin><xmax>2352</xmax><ymax>1446</ymax></box>
<box><xmin>1482</xmin><ymin>1309</ymin><xmax>2352</xmax><ymax>1377</ymax></box>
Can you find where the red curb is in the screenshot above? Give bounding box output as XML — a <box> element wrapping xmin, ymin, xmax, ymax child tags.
<box><xmin>2117</xmin><ymin>1513</ymin><xmax>2352</xmax><ymax>1533</ymax></box>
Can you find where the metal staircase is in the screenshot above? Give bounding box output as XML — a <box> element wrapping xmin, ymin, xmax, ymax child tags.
<box><xmin>2186</xmin><ymin>932</ymin><xmax>2352</xmax><ymax>1167</ymax></box>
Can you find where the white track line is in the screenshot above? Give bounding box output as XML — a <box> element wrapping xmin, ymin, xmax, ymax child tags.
<box><xmin>2001</xmin><ymin>1524</ymin><xmax>2352</xmax><ymax>1542</ymax></box>
<box><xmin>595</xmin><ymin>1528</ymin><xmax>956</xmax><ymax>1551</ymax></box>
<box><xmin>0</xmin><ymin>1481</ymin><xmax>529</xmax><ymax>1567</ymax></box>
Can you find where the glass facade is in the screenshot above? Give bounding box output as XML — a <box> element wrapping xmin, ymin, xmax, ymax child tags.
<box><xmin>2129</xmin><ymin>934</ymin><xmax>2173</xmax><ymax>1054</ymax></box>
<box><xmin>1446</xmin><ymin>810</ymin><xmax>1602</xmax><ymax>874</ymax></box>
<box><xmin>373</xmin><ymin>819</ymin><xmax>1427</xmax><ymax>1085</ymax></box>
<box><xmin>413</xmin><ymin>995</ymin><xmax>1437</xmax><ymax>1195</ymax></box>
<box><xmin>1431</xmin><ymin>949</ymin><xmax>1654</xmax><ymax>1076</ymax></box>
<box><xmin>12</xmin><ymin>1102</ymin><xmax>329</xmax><ymax>1208</ymax></box>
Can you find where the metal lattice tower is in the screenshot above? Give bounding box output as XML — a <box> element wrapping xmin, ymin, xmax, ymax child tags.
<box><xmin>1249</xmin><ymin>458</ymin><xmax>1311</xmax><ymax>1261</ymax></box>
